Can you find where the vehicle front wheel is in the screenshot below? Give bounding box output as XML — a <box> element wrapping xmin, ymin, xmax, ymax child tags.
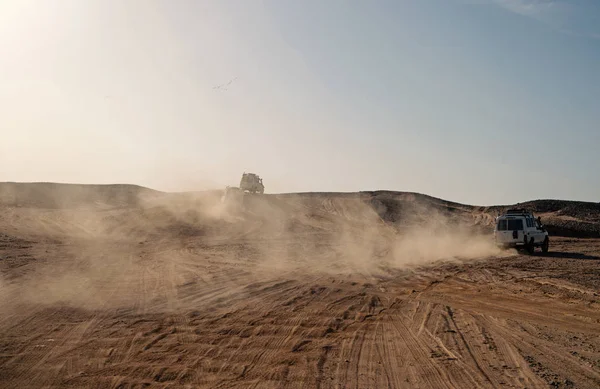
<box><xmin>542</xmin><ymin>237</ymin><xmax>549</xmax><ymax>253</ymax></box>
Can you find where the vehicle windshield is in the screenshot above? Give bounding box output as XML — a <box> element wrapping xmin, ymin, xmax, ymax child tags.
<box><xmin>497</xmin><ymin>219</ymin><xmax>523</xmax><ymax>231</ymax></box>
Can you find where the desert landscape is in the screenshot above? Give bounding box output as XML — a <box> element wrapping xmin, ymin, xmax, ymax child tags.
<box><xmin>0</xmin><ymin>182</ymin><xmax>599</xmax><ymax>389</ymax></box>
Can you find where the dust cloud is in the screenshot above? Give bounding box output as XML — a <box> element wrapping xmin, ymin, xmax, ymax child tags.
<box><xmin>0</xmin><ymin>185</ymin><xmax>505</xmax><ymax>313</ymax></box>
<box><xmin>242</xmin><ymin>194</ymin><xmax>505</xmax><ymax>278</ymax></box>
<box><xmin>388</xmin><ymin>204</ymin><xmax>507</xmax><ymax>268</ymax></box>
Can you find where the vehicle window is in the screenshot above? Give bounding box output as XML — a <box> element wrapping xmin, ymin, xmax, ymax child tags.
<box><xmin>526</xmin><ymin>218</ymin><xmax>532</xmax><ymax>228</ymax></box>
<box><xmin>497</xmin><ymin>220</ymin><xmax>507</xmax><ymax>231</ymax></box>
<box><xmin>507</xmin><ymin>219</ymin><xmax>523</xmax><ymax>231</ymax></box>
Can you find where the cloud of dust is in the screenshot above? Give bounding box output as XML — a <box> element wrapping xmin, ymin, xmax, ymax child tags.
<box><xmin>1</xmin><ymin>185</ymin><xmax>250</xmax><ymax>312</ymax></box>
<box><xmin>1</xmin><ymin>183</ymin><xmax>507</xmax><ymax>314</ymax></box>
<box><xmin>388</xmin><ymin>212</ymin><xmax>506</xmax><ymax>268</ymax></box>
<box><xmin>248</xmin><ymin>194</ymin><xmax>506</xmax><ymax>278</ymax></box>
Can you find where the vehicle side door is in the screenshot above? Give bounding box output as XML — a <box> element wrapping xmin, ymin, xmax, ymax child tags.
<box><xmin>534</xmin><ymin>218</ymin><xmax>546</xmax><ymax>242</ymax></box>
<box><xmin>524</xmin><ymin>216</ymin><xmax>540</xmax><ymax>243</ymax></box>
<box><xmin>524</xmin><ymin>216</ymin><xmax>534</xmax><ymax>243</ymax></box>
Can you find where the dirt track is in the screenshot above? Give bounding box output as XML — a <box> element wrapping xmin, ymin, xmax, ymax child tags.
<box><xmin>0</xmin><ymin>188</ymin><xmax>599</xmax><ymax>388</ymax></box>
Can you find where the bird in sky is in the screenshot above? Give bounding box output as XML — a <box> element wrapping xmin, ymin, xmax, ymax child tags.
<box><xmin>213</xmin><ymin>77</ymin><xmax>238</xmax><ymax>91</ymax></box>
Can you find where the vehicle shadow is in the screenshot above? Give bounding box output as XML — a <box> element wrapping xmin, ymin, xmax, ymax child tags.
<box><xmin>534</xmin><ymin>251</ymin><xmax>600</xmax><ymax>260</ymax></box>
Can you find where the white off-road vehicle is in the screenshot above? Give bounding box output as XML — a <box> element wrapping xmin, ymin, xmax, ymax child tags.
<box><xmin>239</xmin><ymin>172</ymin><xmax>264</xmax><ymax>194</ymax></box>
<box><xmin>494</xmin><ymin>209</ymin><xmax>549</xmax><ymax>254</ymax></box>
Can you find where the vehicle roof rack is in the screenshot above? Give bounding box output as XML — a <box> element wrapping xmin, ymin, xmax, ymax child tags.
<box><xmin>505</xmin><ymin>209</ymin><xmax>532</xmax><ymax>215</ymax></box>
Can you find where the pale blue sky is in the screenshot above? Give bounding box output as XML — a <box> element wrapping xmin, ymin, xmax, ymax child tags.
<box><xmin>0</xmin><ymin>0</ymin><xmax>598</xmax><ymax>205</ymax></box>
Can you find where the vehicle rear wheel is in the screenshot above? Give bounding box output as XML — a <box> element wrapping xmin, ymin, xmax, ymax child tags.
<box><xmin>542</xmin><ymin>237</ymin><xmax>549</xmax><ymax>253</ymax></box>
<box><xmin>526</xmin><ymin>238</ymin><xmax>535</xmax><ymax>254</ymax></box>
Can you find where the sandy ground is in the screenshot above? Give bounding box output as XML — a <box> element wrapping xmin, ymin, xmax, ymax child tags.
<box><xmin>0</xmin><ymin>190</ymin><xmax>599</xmax><ymax>388</ymax></box>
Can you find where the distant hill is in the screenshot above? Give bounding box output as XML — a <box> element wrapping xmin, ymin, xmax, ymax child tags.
<box><xmin>0</xmin><ymin>182</ymin><xmax>162</xmax><ymax>209</ymax></box>
<box><xmin>0</xmin><ymin>183</ymin><xmax>598</xmax><ymax>238</ymax></box>
<box><xmin>276</xmin><ymin>190</ymin><xmax>600</xmax><ymax>237</ymax></box>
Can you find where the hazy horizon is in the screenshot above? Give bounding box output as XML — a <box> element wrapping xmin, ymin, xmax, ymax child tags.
<box><xmin>1</xmin><ymin>0</ymin><xmax>599</xmax><ymax>205</ymax></box>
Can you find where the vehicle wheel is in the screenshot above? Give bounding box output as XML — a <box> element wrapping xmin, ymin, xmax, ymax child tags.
<box><xmin>526</xmin><ymin>238</ymin><xmax>535</xmax><ymax>254</ymax></box>
<box><xmin>542</xmin><ymin>237</ymin><xmax>549</xmax><ymax>253</ymax></box>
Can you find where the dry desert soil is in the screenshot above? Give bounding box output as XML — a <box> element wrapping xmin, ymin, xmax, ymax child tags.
<box><xmin>0</xmin><ymin>183</ymin><xmax>599</xmax><ymax>388</ymax></box>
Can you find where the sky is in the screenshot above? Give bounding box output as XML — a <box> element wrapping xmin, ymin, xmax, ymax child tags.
<box><xmin>0</xmin><ymin>0</ymin><xmax>599</xmax><ymax>205</ymax></box>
